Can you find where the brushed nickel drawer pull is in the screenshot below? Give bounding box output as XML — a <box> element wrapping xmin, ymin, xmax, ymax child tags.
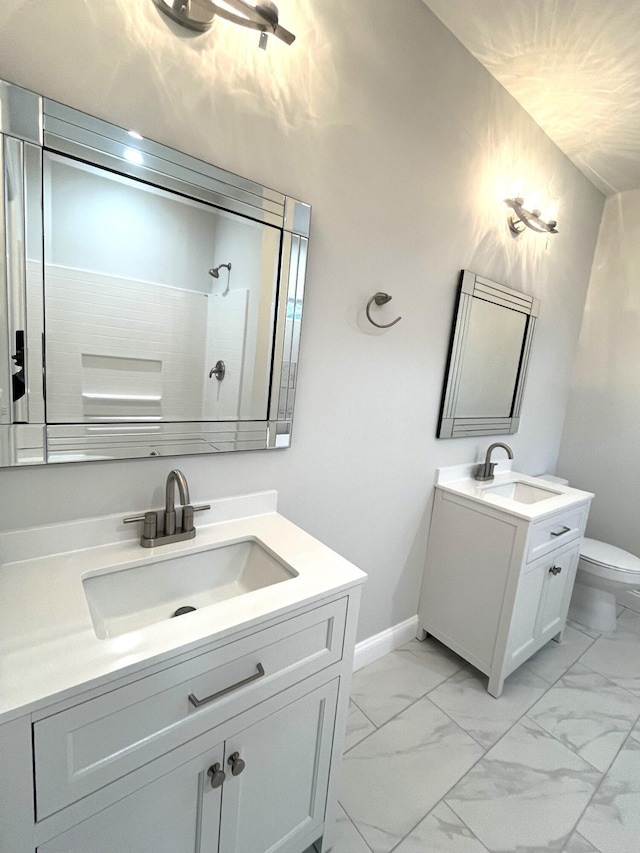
<box><xmin>188</xmin><ymin>663</ymin><xmax>265</xmax><ymax>708</ymax></box>
<box><xmin>550</xmin><ymin>525</ymin><xmax>571</xmax><ymax>537</ymax></box>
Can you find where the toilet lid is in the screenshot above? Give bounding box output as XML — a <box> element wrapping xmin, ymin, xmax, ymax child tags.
<box><xmin>580</xmin><ymin>537</ymin><xmax>640</xmax><ymax>573</ymax></box>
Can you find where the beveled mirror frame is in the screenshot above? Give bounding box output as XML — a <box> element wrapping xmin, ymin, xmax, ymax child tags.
<box><xmin>0</xmin><ymin>79</ymin><xmax>310</xmax><ymax>466</ymax></box>
<box><xmin>437</xmin><ymin>269</ymin><xmax>539</xmax><ymax>439</ymax></box>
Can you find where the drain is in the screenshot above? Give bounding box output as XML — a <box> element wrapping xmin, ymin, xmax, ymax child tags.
<box><xmin>173</xmin><ymin>605</ymin><xmax>197</xmax><ymax>617</ymax></box>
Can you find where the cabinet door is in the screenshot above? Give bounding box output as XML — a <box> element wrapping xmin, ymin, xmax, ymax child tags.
<box><xmin>537</xmin><ymin>544</ymin><xmax>580</xmax><ymax>641</ymax></box>
<box><xmin>37</xmin><ymin>744</ymin><xmax>224</xmax><ymax>853</ymax></box>
<box><xmin>218</xmin><ymin>678</ymin><xmax>339</xmax><ymax>853</ymax></box>
<box><xmin>506</xmin><ymin>564</ymin><xmax>546</xmax><ymax>664</ymax></box>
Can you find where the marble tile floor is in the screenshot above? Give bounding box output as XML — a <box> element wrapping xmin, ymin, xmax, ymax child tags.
<box><xmin>329</xmin><ymin>608</ymin><xmax>640</xmax><ymax>853</ymax></box>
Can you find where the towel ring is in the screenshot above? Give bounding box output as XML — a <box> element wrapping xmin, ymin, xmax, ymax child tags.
<box><xmin>366</xmin><ymin>292</ymin><xmax>401</xmax><ymax>329</ymax></box>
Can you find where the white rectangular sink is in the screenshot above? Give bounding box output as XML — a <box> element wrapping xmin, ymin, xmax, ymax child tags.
<box><xmin>83</xmin><ymin>539</ymin><xmax>298</xmax><ymax>639</ymax></box>
<box><xmin>481</xmin><ymin>481</ymin><xmax>561</xmax><ymax>504</ymax></box>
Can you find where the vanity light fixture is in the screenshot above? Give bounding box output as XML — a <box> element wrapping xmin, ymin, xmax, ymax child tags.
<box><xmin>152</xmin><ymin>0</ymin><xmax>295</xmax><ymax>49</ymax></box>
<box><xmin>504</xmin><ymin>197</ymin><xmax>558</xmax><ymax>237</ymax></box>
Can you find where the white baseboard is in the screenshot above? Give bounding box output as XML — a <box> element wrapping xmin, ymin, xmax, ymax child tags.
<box><xmin>353</xmin><ymin>615</ymin><xmax>420</xmax><ymax>672</ymax></box>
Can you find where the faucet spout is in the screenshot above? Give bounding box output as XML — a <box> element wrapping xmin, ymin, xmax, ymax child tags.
<box><xmin>475</xmin><ymin>442</ymin><xmax>514</xmax><ymax>481</ymax></box>
<box><xmin>124</xmin><ymin>470</ymin><xmax>211</xmax><ymax>547</ymax></box>
<box><xmin>165</xmin><ymin>469</ymin><xmax>191</xmax><ymax>535</ymax></box>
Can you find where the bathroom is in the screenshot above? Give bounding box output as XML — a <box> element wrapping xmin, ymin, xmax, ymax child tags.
<box><xmin>0</xmin><ymin>1</ymin><xmax>639</xmax><ymax>852</ymax></box>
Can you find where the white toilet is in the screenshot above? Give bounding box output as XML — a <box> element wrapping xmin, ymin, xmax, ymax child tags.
<box><xmin>538</xmin><ymin>475</ymin><xmax>640</xmax><ymax>632</ymax></box>
<box><xmin>569</xmin><ymin>538</ymin><xmax>640</xmax><ymax>632</ymax></box>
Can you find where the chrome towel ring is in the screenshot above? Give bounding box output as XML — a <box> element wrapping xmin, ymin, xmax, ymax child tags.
<box><xmin>366</xmin><ymin>292</ymin><xmax>401</xmax><ymax>329</ymax></box>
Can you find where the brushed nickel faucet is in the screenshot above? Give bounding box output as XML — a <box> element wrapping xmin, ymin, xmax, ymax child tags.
<box><xmin>124</xmin><ymin>469</ymin><xmax>211</xmax><ymax>547</ymax></box>
<box><xmin>164</xmin><ymin>469</ymin><xmax>190</xmax><ymax>536</ymax></box>
<box><xmin>475</xmin><ymin>443</ymin><xmax>514</xmax><ymax>481</ymax></box>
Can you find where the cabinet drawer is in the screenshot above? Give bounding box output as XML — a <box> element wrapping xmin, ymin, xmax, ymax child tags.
<box><xmin>526</xmin><ymin>504</ymin><xmax>588</xmax><ymax>563</ymax></box>
<box><xmin>33</xmin><ymin>597</ymin><xmax>347</xmax><ymax>820</ymax></box>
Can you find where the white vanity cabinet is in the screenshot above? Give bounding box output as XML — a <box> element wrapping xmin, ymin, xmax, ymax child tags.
<box><xmin>38</xmin><ymin>678</ymin><xmax>338</xmax><ymax>853</ymax></box>
<box><xmin>417</xmin><ymin>475</ymin><xmax>592</xmax><ymax>698</ymax></box>
<box><xmin>1</xmin><ymin>590</ymin><xmax>361</xmax><ymax>853</ymax></box>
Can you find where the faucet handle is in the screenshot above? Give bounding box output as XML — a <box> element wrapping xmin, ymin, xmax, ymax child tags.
<box><xmin>182</xmin><ymin>505</ymin><xmax>194</xmax><ymax>533</ymax></box>
<box><xmin>124</xmin><ymin>511</ymin><xmax>158</xmax><ymax>541</ymax></box>
<box><xmin>475</xmin><ymin>461</ymin><xmax>498</xmax><ymax>481</ymax></box>
<box><xmin>182</xmin><ymin>504</ymin><xmax>211</xmax><ymax>534</ymax></box>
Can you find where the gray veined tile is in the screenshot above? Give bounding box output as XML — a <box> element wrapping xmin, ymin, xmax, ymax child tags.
<box><xmin>579</xmin><ymin>627</ymin><xmax>640</xmax><ymax>695</ymax></box>
<box><xmin>428</xmin><ymin>664</ymin><xmax>548</xmax><ymax>749</ymax></box>
<box><xmin>325</xmin><ymin>804</ymin><xmax>371</xmax><ymax>853</ymax></box>
<box><xmin>565</xmin><ymin>617</ymin><xmax>602</xmax><ymax>640</ymax></box>
<box><xmin>563</xmin><ymin>832</ymin><xmax>600</xmax><ymax>852</ymax></box>
<box><xmin>617</xmin><ymin>608</ymin><xmax>640</xmax><ymax>636</ymax></box>
<box><xmin>349</xmin><ymin>638</ymin><xmax>464</xmax><ymax>727</ymax></box>
<box><xmin>577</xmin><ymin>736</ymin><xmax>640</xmax><ymax>853</ymax></box>
<box><xmin>444</xmin><ymin>717</ymin><xmax>601</xmax><ymax>853</ymax></box>
<box><xmin>340</xmin><ymin>694</ymin><xmax>484</xmax><ymax>853</ymax></box>
<box><xmin>521</xmin><ymin>624</ymin><xmax>595</xmax><ymax>684</ymax></box>
<box><xmin>527</xmin><ymin>662</ymin><xmax>640</xmax><ymax>772</ymax></box>
<box><xmin>393</xmin><ymin>802</ymin><xmax>489</xmax><ymax>853</ymax></box>
<box><xmin>344</xmin><ymin>700</ymin><xmax>376</xmax><ymax>752</ymax></box>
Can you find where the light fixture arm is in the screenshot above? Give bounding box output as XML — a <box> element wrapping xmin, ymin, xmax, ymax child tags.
<box><xmin>504</xmin><ymin>197</ymin><xmax>558</xmax><ymax>237</ymax></box>
<box><xmin>152</xmin><ymin>0</ymin><xmax>295</xmax><ymax>45</ymax></box>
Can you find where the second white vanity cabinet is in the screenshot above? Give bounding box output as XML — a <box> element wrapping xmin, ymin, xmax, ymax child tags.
<box><xmin>417</xmin><ymin>469</ymin><xmax>593</xmax><ymax>697</ymax></box>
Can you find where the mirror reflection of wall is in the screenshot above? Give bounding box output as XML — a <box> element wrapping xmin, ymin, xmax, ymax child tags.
<box><xmin>455</xmin><ymin>298</ymin><xmax>527</xmax><ymax>418</ymax></box>
<box><xmin>437</xmin><ymin>270</ymin><xmax>539</xmax><ymax>438</ymax></box>
<box><xmin>43</xmin><ymin>154</ymin><xmax>279</xmax><ymax>424</ymax></box>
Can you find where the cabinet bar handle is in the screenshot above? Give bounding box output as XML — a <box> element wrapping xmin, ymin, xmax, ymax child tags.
<box><xmin>550</xmin><ymin>525</ymin><xmax>571</xmax><ymax>537</ymax></box>
<box><xmin>188</xmin><ymin>663</ymin><xmax>265</xmax><ymax>708</ymax></box>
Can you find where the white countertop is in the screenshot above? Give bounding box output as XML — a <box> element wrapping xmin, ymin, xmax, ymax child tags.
<box><xmin>435</xmin><ymin>464</ymin><xmax>594</xmax><ymax>521</ymax></box>
<box><xmin>0</xmin><ymin>491</ymin><xmax>366</xmax><ymax>723</ymax></box>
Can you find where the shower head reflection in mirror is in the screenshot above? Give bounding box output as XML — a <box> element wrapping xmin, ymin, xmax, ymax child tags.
<box><xmin>209</xmin><ymin>262</ymin><xmax>233</xmax><ymax>295</ymax></box>
<box><xmin>209</xmin><ymin>262</ymin><xmax>232</xmax><ymax>279</ymax></box>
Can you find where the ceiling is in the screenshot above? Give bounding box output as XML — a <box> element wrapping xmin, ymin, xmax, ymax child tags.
<box><xmin>421</xmin><ymin>0</ymin><xmax>640</xmax><ymax>197</ymax></box>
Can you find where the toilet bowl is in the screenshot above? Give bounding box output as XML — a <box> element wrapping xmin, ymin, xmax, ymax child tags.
<box><xmin>536</xmin><ymin>475</ymin><xmax>640</xmax><ymax>632</ymax></box>
<box><xmin>568</xmin><ymin>537</ymin><xmax>640</xmax><ymax>632</ymax></box>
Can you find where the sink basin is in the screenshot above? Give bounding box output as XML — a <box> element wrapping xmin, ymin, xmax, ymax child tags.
<box><xmin>83</xmin><ymin>539</ymin><xmax>298</xmax><ymax>639</ymax></box>
<box><xmin>481</xmin><ymin>481</ymin><xmax>561</xmax><ymax>504</ymax></box>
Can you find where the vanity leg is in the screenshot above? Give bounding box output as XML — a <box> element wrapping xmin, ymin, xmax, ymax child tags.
<box><xmin>416</xmin><ymin>626</ymin><xmax>429</xmax><ymax>641</ymax></box>
<box><xmin>487</xmin><ymin>672</ymin><xmax>504</xmax><ymax>698</ymax></box>
<box><xmin>552</xmin><ymin>629</ymin><xmax>564</xmax><ymax>643</ymax></box>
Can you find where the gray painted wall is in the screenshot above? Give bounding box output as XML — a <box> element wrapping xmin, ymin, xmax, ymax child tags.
<box><xmin>0</xmin><ymin>0</ymin><xmax>604</xmax><ymax>642</ymax></box>
<box><xmin>557</xmin><ymin>191</ymin><xmax>640</xmax><ymax>555</ymax></box>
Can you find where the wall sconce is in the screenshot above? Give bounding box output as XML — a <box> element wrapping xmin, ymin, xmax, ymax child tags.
<box><xmin>152</xmin><ymin>0</ymin><xmax>295</xmax><ymax>49</ymax></box>
<box><xmin>504</xmin><ymin>197</ymin><xmax>558</xmax><ymax>237</ymax></box>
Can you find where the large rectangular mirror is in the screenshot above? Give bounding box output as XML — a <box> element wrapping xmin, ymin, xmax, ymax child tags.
<box><xmin>437</xmin><ymin>270</ymin><xmax>539</xmax><ymax>438</ymax></box>
<box><xmin>0</xmin><ymin>79</ymin><xmax>310</xmax><ymax>465</ymax></box>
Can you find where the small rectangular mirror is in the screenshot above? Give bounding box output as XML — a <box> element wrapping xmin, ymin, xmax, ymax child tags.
<box><xmin>437</xmin><ymin>270</ymin><xmax>539</xmax><ymax>438</ymax></box>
